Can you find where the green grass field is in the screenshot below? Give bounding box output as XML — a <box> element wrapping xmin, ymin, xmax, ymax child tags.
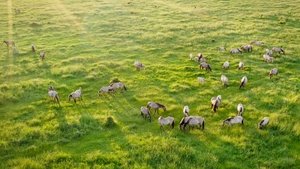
<box><xmin>0</xmin><ymin>0</ymin><xmax>300</xmax><ymax>168</ymax></box>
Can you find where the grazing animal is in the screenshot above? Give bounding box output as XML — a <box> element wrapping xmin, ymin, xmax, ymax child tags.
<box><xmin>133</xmin><ymin>61</ymin><xmax>144</xmax><ymax>70</ymax></box>
<box><xmin>196</xmin><ymin>53</ymin><xmax>207</xmax><ymax>63</ymax></box>
<box><xmin>218</xmin><ymin>46</ymin><xmax>226</xmax><ymax>52</ymax></box>
<box><xmin>223</xmin><ymin>61</ymin><xmax>230</xmax><ymax>69</ymax></box>
<box><xmin>265</xmin><ymin>49</ymin><xmax>273</xmax><ymax>56</ymax></box>
<box><xmin>40</xmin><ymin>51</ymin><xmax>45</xmax><ymax>60</ymax></box>
<box><xmin>230</xmin><ymin>48</ymin><xmax>242</xmax><ymax>54</ymax></box>
<box><xmin>237</xmin><ymin>103</ymin><xmax>244</xmax><ymax>116</ymax></box>
<box><xmin>3</xmin><ymin>40</ymin><xmax>15</xmax><ymax>48</ymax></box>
<box><xmin>221</xmin><ymin>75</ymin><xmax>229</xmax><ymax>86</ymax></box>
<box><xmin>211</xmin><ymin>95</ymin><xmax>222</xmax><ymax>112</ymax></box>
<box><xmin>48</xmin><ymin>86</ymin><xmax>60</xmax><ymax>104</ymax></box>
<box><xmin>238</xmin><ymin>61</ymin><xmax>244</xmax><ymax>70</ymax></box>
<box><xmin>223</xmin><ymin>116</ymin><xmax>244</xmax><ymax>126</ymax></box>
<box><xmin>69</xmin><ymin>87</ymin><xmax>82</xmax><ymax>103</ymax></box>
<box><xmin>197</xmin><ymin>77</ymin><xmax>205</xmax><ymax>84</ymax></box>
<box><xmin>200</xmin><ymin>62</ymin><xmax>212</xmax><ymax>71</ymax></box>
<box><xmin>269</xmin><ymin>68</ymin><xmax>278</xmax><ymax>79</ymax></box>
<box><xmin>98</xmin><ymin>86</ymin><xmax>114</xmax><ymax>95</ymax></box>
<box><xmin>141</xmin><ymin>106</ymin><xmax>151</xmax><ymax>122</ymax></box>
<box><xmin>183</xmin><ymin>106</ymin><xmax>190</xmax><ymax>117</ymax></box>
<box><xmin>241</xmin><ymin>44</ymin><xmax>253</xmax><ymax>52</ymax></box>
<box><xmin>258</xmin><ymin>117</ymin><xmax>269</xmax><ymax>129</ymax></box>
<box><xmin>110</xmin><ymin>82</ymin><xmax>127</xmax><ymax>91</ymax></box>
<box><xmin>250</xmin><ymin>40</ymin><xmax>264</xmax><ymax>46</ymax></box>
<box><xmin>272</xmin><ymin>47</ymin><xmax>285</xmax><ymax>54</ymax></box>
<box><xmin>179</xmin><ymin>116</ymin><xmax>205</xmax><ymax>130</ymax></box>
<box><xmin>239</xmin><ymin>76</ymin><xmax>248</xmax><ymax>89</ymax></box>
<box><xmin>263</xmin><ymin>54</ymin><xmax>274</xmax><ymax>63</ymax></box>
<box><xmin>147</xmin><ymin>102</ymin><xmax>166</xmax><ymax>114</ymax></box>
<box><xmin>31</xmin><ymin>44</ymin><xmax>36</xmax><ymax>52</ymax></box>
<box><xmin>158</xmin><ymin>116</ymin><xmax>174</xmax><ymax>129</ymax></box>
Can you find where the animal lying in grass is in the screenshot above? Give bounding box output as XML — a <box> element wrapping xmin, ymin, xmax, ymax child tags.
<box><xmin>258</xmin><ymin>117</ymin><xmax>269</xmax><ymax>129</ymax></box>
<box><xmin>239</xmin><ymin>76</ymin><xmax>248</xmax><ymax>89</ymax></box>
<box><xmin>158</xmin><ymin>116</ymin><xmax>174</xmax><ymax>129</ymax></box>
<box><xmin>69</xmin><ymin>87</ymin><xmax>82</xmax><ymax>103</ymax></box>
<box><xmin>269</xmin><ymin>68</ymin><xmax>278</xmax><ymax>79</ymax></box>
<box><xmin>200</xmin><ymin>62</ymin><xmax>212</xmax><ymax>71</ymax></box>
<box><xmin>141</xmin><ymin>106</ymin><xmax>151</xmax><ymax>122</ymax></box>
<box><xmin>238</xmin><ymin>61</ymin><xmax>244</xmax><ymax>70</ymax></box>
<box><xmin>211</xmin><ymin>95</ymin><xmax>221</xmax><ymax>112</ymax></box>
<box><xmin>98</xmin><ymin>86</ymin><xmax>114</xmax><ymax>95</ymax></box>
<box><xmin>221</xmin><ymin>75</ymin><xmax>229</xmax><ymax>87</ymax></box>
<box><xmin>48</xmin><ymin>86</ymin><xmax>60</xmax><ymax>104</ymax></box>
<box><xmin>183</xmin><ymin>106</ymin><xmax>190</xmax><ymax>117</ymax></box>
<box><xmin>133</xmin><ymin>61</ymin><xmax>144</xmax><ymax>70</ymax></box>
<box><xmin>263</xmin><ymin>54</ymin><xmax>274</xmax><ymax>63</ymax></box>
<box><xmin>179</xmin><ymin>116</ymin><xmax>205</xmax><ymax>130</ymax></box>
<box><xmin>197</xmin><ymin>77</ymin><xmax>205</xmax><ymax>84</ymax></box>
<box><xmin>250</xmin><ymin>40</ymin><xmax>264</xmax><ymax>46</ymax></box>
<box><xmin>223</xmin><ymin>116</ymin><xmax>244</xmax><ymax>126</ymax></box>
<box><xmin>147</xmin><ymin>102</ymin><xmax>166</xmax><ymax>114</ymax></box>
<box><xmin>222</xmin><ymin>61</ymin><xmax>229</xmax><ymax>69</ymax></box>
<box><xmin>230</xmin><ymin>48</ymin><xmax>242</xmax><ymax>54</ymax></box>
<box><xmin>237</xmin><ymin>103</ymin><xmax>244</xmax><ymax>116</ymax></box>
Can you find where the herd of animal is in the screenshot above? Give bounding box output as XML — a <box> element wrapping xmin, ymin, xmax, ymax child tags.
<box><xmin>3</xmin><ymin>39</ymin><xmax>284</xmax><ymax>132</ymax></box>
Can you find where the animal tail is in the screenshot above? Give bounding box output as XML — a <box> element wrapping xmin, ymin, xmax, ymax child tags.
<box><xmin>202</xmin><ymin>121</ymin><xmax>205</xmax><ymax>130</ymax></box>
<box><xmin>208</xmin><ymin>65</ymin><xmax>212</xmax><ymax>71</ymax></box>
<box><xmin>68</xmin><ymin>94</ymin><xmax>72</xmax><ymax>101</ymax></box>
<box><xmin>123</xmin><ymin>85</ymin><xmax>127</xmax><ymax>91</ymax></box>
<box><xmin>148</xmin><ymin>114</ymin><xmax>151</xmax><ymax>122</ymax></box>
<box><xmin>171</xmin><ymin>121</ymin><xmax>175</xmax><ymax>129</ymax></box>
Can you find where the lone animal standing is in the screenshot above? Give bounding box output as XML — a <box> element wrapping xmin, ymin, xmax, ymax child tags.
<box><xmin>141</xmin><ymin>106</ymin><xmax>151</xmax><ymax>122</ymax></box>
<box><xmin>211</xmin><ymin>95</ymin><xmax>222</xmax><ymax>112</ymax></box>
<box><xmin>223</xmin><ymin>116</ymin><xmax>244</xmax><ymax>126</ymax></box>
<box><xmin>258</xmin><ymin>117</ymin><xmax>269</xmax><ymax>129</ymax></box>
<box><xmin>237</xmin><ymin>103</ymin><xmax>244</xmax><ymax>116</ymax></box>
<box><xmin>69</xmin><ymin>87</ymin><xmax>82</xmax><ymax>103</ymax></box>
<box><xmin>269</xmin><ymin>68</ymin><xmax>278</xmax><ymax>79</ymax></box>
<box><xmin>239</xmin><ymin>76</ymin><xmax>248</xmax><ymax>89</ymax></box>
<box><xmin>221</xmin><ymin>75</ymin><xmax>229</xmax><ymax>87</ymax></box>
<box><xmin>147</xmin><ymin>102</ymin><xmax>166</xmax><ymax>115</ymax></box>
<box><xmin>48</xmin><ymin>86</ymin><xmax>60</xmax><ymax>104</ymax></box>
<box><xmin>158</xmin><ymin>116</ymin><xmax>174</xmax><ymax>129</ymax></box>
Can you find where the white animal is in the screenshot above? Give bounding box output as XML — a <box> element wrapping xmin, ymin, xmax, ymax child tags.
<box><xmin>197</xmin><ymin>77</ymin><xmax>205</xmax><ymax>84</ymax></box>
<box><xmin>263</xmin><ymin>54</ymin><xmax>274</xmax><ymax>63</ymax></box>
<box><xmin>134</xmin><ymin>61</ymin><xmax>144</xmax><ymax>70</ymax></box>
<box><xmin>110</xmin><ymin>82</ymin><xmax>127</xmax><ymax>91</ymax></box>
<box><xmin>223</xmin><ymin>116</ymin><xmax>244</xmax><ymax>126</ymax></box>
<box><xmin>230</xmin><ymin>48</ymin><xmax>242</xmax><ymax>54</ymax></box>
<box><xmin>48</xmin><ymin>86</ymin><xmax>60</xmax><ymax>104</ymax></box>
<box><xmin>238</xmin><ymin>61</ymin><xmax>244</xmax><ymax>69</ymax></box>
<box><xmin>269</xmin><ymin>68</ymin><xmax>278</xmax><ymax>79</ymax></box>
<box><xmin>223</xmin><ymin>61</ymin><xmax>230</xmax><ymax>69</ymax></box>
<box><xmin>69</xmin><ymin>87</ymin><xmax>82</xmax><ymax>103</ymax></box>
<box><xmin>179</xmin><ymin>116</ymin><xmax>205</xmax><ymax>130</ymax></box>
<box><xmin>265</xmin><ymin>49</ymin><xmax>273</xmax><ymax>56</ymax></box>
<box><xmin>158</xmin><ymin>116</ymin><xmax>175</xmax><ymax>129</ymax></box>
<box><xmin>258</xmin><ymin>117</ymin><xmax>269</xmax><ymax>129</ymax></box>
<box><xmin>239</xmin><ymin>76</ymin><xmax>248</xmax><ymax>89</ymax></box>
<box><xmin>211</xmin><ymin>95</ymin><xmax>222</xmax><ymax>112</ymax></box>
<box><xmin>221</xmin><ymin>75</ymin><xmax>229</xmax><ymax>86</ymax></box>
<box><xmin>237</xmin><ymin>103</ymin><xmax>244</xmax><ymax>116</ymax></box>
<box><xmin>272</xmin><ymin>47</ymin><xmax>285</xmax><ymax>54</ymax></box>
<box><xmin>183</xmin><ymin>106</ymin><xmax>190</xmax><ymax>117</ymax></box>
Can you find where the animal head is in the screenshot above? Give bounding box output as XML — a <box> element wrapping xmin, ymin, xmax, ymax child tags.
<box><xmin>217</xmin><ymin>95</ymin><xmax>222</xmax><ymax>101</ymax></box>
<box><xmin>48</xmin><ymin>86</ymin><xmax>54</xmax><ymax>91</ymax></box>
<box><xmin>68</xmin><ymin>94</ymin><xmax>73</xmax><ymax>101</ymax></box>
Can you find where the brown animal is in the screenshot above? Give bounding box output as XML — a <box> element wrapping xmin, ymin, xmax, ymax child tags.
<box><xmin>31</xmin><ymin>44</ymin><xmax>36</xmax><ymax>52</ymax></box>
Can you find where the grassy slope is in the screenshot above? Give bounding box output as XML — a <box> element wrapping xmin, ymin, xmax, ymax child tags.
<box><xmin>0</xmin><ymin>0</ymin><xmax>299</xmax><ymax>168</ymax></box>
